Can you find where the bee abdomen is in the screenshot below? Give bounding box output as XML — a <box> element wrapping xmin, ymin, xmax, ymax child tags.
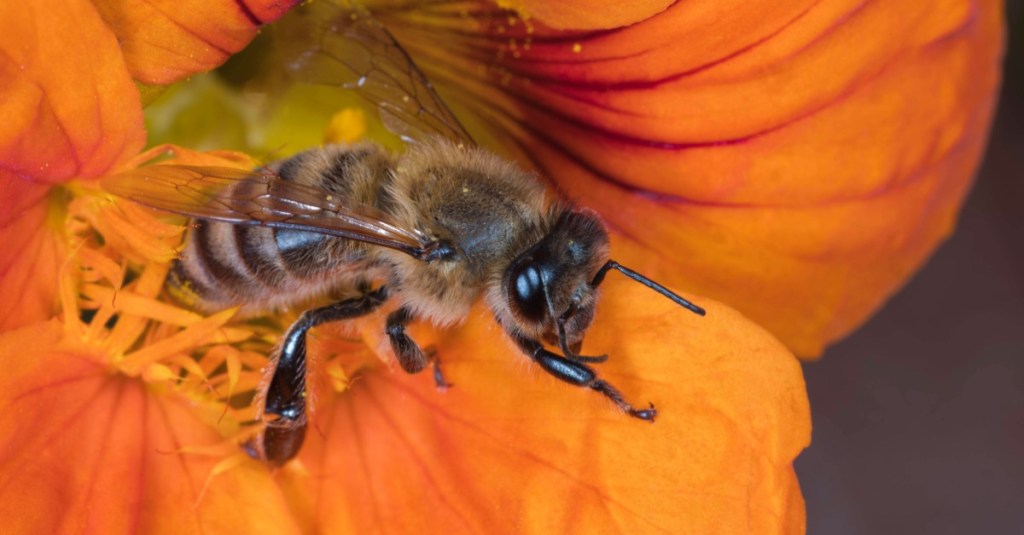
<box><xmin>170</xmin><ymin>220</ymin><xmax>363</xmax><ymax>312</ymax></box>
<box><xmin>168</xmin><ymin>143</ymin><xmax>393</xmax><ymax>312</ymax></box>
<box><xmin>169</xmin><ymin>220</ymin><xmax>274</xmax><ymax>308</ymax></box>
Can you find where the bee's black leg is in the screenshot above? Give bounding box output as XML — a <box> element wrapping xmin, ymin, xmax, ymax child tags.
<box><xmin>386</xmin><ymin>307</ymin><xmax>451</xmax><ymax>389</ymax></box>
<box><xmin>248</xmin><ymin>286</ymin><xmax>389</xmax><ymax>466</ymax></box>
<box><xmin>511</xmin><ymin>332</ymin><xmax>656</xmax><ymax>421</ymax></box>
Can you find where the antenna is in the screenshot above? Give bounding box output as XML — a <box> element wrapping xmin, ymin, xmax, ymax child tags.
<box><xmin>590</xmin><ymin>261</ymin><xmax>706</xmax><ymax>316</ymax></box>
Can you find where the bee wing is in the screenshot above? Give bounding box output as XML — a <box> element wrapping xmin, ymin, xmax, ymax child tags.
<box><xmin>102</xmin><ymin>164</ymin><xmax>428</xmax><ymax>257</ymax></box>
<box><xmin>277</xmin><ymin>1</ymin><xmax>474</xmax><ymax>145</ymax></box>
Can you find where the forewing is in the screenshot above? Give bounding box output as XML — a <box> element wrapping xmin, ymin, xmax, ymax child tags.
<box><xmin>276</xmin><ymin>1</ymin><xmax>474</xmax><ymax>145</ymax></box>
<box><xmin>102</xmin><ymin>164</ymin><xmax>426</xmax><ymax>256</ymax></box>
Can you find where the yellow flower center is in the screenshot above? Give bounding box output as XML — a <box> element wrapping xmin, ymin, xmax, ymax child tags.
<box><xmin>58</xmin><ymin>180</ymin><xmax>375</xmax><ymax>461</ymax></box>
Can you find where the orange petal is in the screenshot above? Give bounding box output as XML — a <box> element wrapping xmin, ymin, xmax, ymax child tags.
<box><xmin>287</xmin><ymin>275</ymin><xmax>809</xmax><ymax>533</ymax></box>
<box><xmin>0</xmin><ymin>196</ymin><xmax>63</xmax><ymax>331</ymax></box>
<box><xmin>498</xmin><ymin>0</ymin><xmax>673</xmax><ymax>30</ymax></box>
<box><xmin>388</xmin><ymin>0</ymin><xmax>1004</xmax><ymax>356</ymax></box>
<box><xmin>0</xmin><ymin>0</ymin><xmax>145</xmax><ymax>183</ymax></box>
<box><xmin>92</xmin><ymin>0</ymin><xmax>301</xmax><ymax>85</ymax></box>
<box><xmin>0</xmin><ymin>320</ymin><xmax>303</xmax><ymax>535</ymax></box>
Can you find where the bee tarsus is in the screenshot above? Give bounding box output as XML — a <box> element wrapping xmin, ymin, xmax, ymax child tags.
<box><xmin>429</xmin><ymin>351</ymin><xmax>451</xmax><ymax>391</ymax></box>
<box><xmin>386</xmin><ymin>307</ymin><xmax>452</xmax><ymax>389</ymax></box>
<box><xmin>244</xmin><ymin>419</ymin><xmax>307</xmax><ymax>468</ymax></box>
<box><xmin>556</xmin><ymin>302</ymin><xmax>608</xmax><ymax>363</ymax></box>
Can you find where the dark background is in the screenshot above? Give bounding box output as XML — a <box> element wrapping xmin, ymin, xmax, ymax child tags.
<box><xmin>796</xmin><ymin>3</ymin><xmax>1024</xmax><ymax>533</ymax></box>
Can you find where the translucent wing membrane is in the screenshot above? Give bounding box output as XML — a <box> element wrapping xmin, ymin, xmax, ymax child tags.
<box><xmin>276</xmin><ymin>0</ymin><xmax>474</xmax><ymax>145</ymax></box>
<box><xmin>102</xmin><ymin>165</ymin><xmax>428</xmax><ymax>257</ymax></box>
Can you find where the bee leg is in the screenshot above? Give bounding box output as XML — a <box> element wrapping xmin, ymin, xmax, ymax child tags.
<box><xmin>385</xmin><ymin>307</ymin><xmax>451</xmax><ymax>389</ymax></box>
<box><xmin>424</xmin><ymin>346</ymin><xmax>452</xmax><ymax>390</ymax></box>
<box><xmin>511</xmin><ymin>333</ymin><xmax>657</xmax><ymax>422</ymax></box>
<box><xmin>252</xmin><ymin>286</ymin><xmax>389</xmax><ymax>466</ymax></box>
<box><xmin>556</xmin><ymin>311</ymin><xmax>608</xmax><ymax>364</ymax></box>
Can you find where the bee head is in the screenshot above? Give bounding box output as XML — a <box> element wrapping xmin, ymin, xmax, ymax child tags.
<box><xmin>502</xmin><ymin>209</ymin><xmax>610</xmax><ymax>351</ymax></box>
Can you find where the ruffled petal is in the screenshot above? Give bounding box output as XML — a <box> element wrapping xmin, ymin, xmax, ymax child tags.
<box><xmin>0</xmin><ymin>0</ymin><xmax>145</xmax><ymax>183</ymax></box>
<box><xmin>287</xmin><ymin>276</ymin><xmax>809</xmax><ymax>533</ymax></box>
<box><xmin>92</xmin><ymin>0</ymin><xmax>301</xmax><ymax>85</ymax></box>
<box><xmin>380</xmin><ymin>0</ymin><xmax>1004</xmax><ymax>356</ymax></box>
<box><xmin>0</xmin><ymin>321</ymin><xmax>303</xmax><ymax>535</ymax></box>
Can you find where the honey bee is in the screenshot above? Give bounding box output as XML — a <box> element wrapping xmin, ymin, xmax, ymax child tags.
<box><xmin>103</xmin><ymin>1</ymin><xmax>704</xmax><ymax>466</ymax></box>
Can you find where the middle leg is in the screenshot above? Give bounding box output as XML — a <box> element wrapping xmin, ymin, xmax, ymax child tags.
<box><xmin>386</xmin><ymin>307</ymin><xmax>451</xmax><ymax>389</ymax></box>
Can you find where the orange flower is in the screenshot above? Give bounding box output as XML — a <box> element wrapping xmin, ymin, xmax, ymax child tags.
<box><xmin>373</xmin><ymin>0</ymin><xmax>1005</xmax><ymax>356</ymax></box>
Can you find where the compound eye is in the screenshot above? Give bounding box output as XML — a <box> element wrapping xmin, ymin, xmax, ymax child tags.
<box><xmin>509</xmin><ymin>260</ymin><xmax>547</xmax><ymax>323</ymax></box>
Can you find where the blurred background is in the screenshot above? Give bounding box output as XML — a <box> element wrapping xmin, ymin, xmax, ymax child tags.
<box><xmin>795</xmin><ymin>2</ymin><xmax>1024</xmax><ymax>533</ymax></box>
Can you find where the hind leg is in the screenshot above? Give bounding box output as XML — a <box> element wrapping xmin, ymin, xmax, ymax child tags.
<box><xmin>247</xmin><ymin>286</ymin><xmax>389</xmax><ymax>466</ymax></box>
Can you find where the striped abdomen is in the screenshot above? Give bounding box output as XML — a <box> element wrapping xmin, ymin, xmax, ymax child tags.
<box><xmin>168</xmin><ymin>221</ymin><xmax>363</xmax><ymax>313</ymax></box>
<box><xmin>167</xmin><ymin>143</ymin><xmax>395</xmax><ymax>314</ymax></box>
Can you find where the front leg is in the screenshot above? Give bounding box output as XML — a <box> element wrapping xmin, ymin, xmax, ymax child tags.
<box><xmin>247</xmin><ymin>286</ymin><xmax>389</xmax><ymax>466</ymax></box>
<box><xmin>386</xmin><ymin>307</ymin><xmax>451</xmax><ymax>389</ymax></box>
<box><xmin>510</xmin><ymin>332</ymin><xmax>656</xmax><ymax>421</ymax></box>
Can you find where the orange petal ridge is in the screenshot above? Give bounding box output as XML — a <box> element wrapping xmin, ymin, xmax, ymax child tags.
<box><xmin>287</xmin><ymin>275</ymin><xmax>809</xmax><ymax>534</ymax></box>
